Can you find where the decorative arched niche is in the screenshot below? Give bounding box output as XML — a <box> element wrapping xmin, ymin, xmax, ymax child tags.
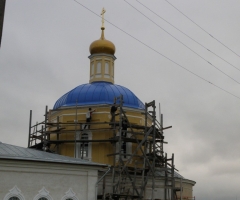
<box><xmin>33</xmin><ymin>187</ymin><xmax>53</xmax><ymax>200</ymax></box>
<box><xmin>61</xmin><ymin>188</ymin><xmax>79</xmax><ymax>200</ymax></box>
<box><xmin>3</xmin><ymin>186</ymin><xmax>25</xmax><ymax>200</ymax></box>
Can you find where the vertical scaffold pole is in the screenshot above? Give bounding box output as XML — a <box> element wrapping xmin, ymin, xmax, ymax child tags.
<box><xmin>45</xmin><ymin>106</ymin><xmax>48</xmax><ymax>140</ymax></box>
<box><xmin>164</xmin><ymin>152</ymin><xmax>168</xmax><ymax>200</ymax></box>
<box><xmin>171</xmin><ymin>153</ymin><xmax>175</xmax><ymax>200</ymax></box>
<box><xmin>57</xmin><ymin>116</ymin><xmax>60</xmax><ymax>154</ymax></box>
<box><xmin>161</xmin><ymin>114</ymin><xmax>164</xmax><ymax>157</ymax></box>
<box><xmin>118</xmin><ymin>94</ymin><xmax>123</xmax><ymax>194</ymax></box>
<box><xmin>28</xmin><ymin>110</ymin><xmax>32</xmax><ymax>147</ymax></box>
<box><xmin>152</xmin><ymin>100</ymin><xmax>156</xmax><ymax>200</ymax></box>
<box><xmin>74</xmin><ymin>100</ymin><xmax>78</xmax><ymax>158</ymax></box>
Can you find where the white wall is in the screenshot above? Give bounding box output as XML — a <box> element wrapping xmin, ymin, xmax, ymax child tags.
<box><xmin>0</xmin><ymin>159</ymin><xmax>99</xmax><ymax>200</ymax></box>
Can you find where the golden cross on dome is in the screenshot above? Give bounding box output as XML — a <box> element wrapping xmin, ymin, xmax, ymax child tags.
<box><xmin>101</xmin><ymin>8</ymin><xmax>106</xmax><ymax>28</ymax></box>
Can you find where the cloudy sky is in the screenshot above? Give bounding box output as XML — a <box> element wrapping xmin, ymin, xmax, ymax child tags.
<box><xmin>1</xmin><ymin>1</ymin><xmax>240</xmax><ymax>199</ymax></box>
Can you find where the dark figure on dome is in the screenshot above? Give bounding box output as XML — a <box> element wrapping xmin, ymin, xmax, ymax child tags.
<box><xmin>84</xmin><ymin>108</ymin><xmax>96</xmax><ymax>129</ymax></box>
<box><xmin>110</xmin><ymin>103</ymin><xmax>118</xmax><ymax>125</ymax></box>
<box><xmin>122</xmin><ymin>116</ymin><xmax>128</xmax><ymax>132</ymax></box>
<box><xmin>121</xmin><ymin>116</ymin><xmax>128</xmax><ymax>158</ymax></box>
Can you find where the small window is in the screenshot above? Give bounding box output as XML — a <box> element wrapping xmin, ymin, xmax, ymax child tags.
<box><xmin>91</xmin><ymin>63</ymin><xmax>94</xmax><ymax>75</ymax></box>
<box><xmin>112</xmin><ymin>63</ymin><xmax>114</xmax><ymax>76</ymax></box>
<box><xmin>97</xmin><ymin>62</ymin><xmax>101</xmax><ymax>73</ymax></box>
<box><xmin>116</xmin><ymin>131</ymin><xmax>132</xmax><ymax>161</ymax></box>
<box><xmin>105</xmin><ymin>62</ymin><xmax>109</xmax><ymax>74</ymax></box>
<box><xmin>76</xmin><ymin>132</ymin><xmax>92</xmax><ymax>160</ymax></box>
<box><xmin>38</xmin><ymin>198</ymin><xmax>48</xmax><ymax>200</ymax></box>
<box><xmin>9</xmin><ymin>198</ymin><xmax>20</xmax><ymax>200</ymax></box>
<box><xmin>80</xmin><ymin>133</ymin><xmax>88</xmax><ymax>158</ymax></box>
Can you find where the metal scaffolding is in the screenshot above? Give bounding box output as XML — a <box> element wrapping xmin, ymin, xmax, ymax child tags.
<box><xmin>28</xmin><ymin>95</ymin><xmax>180</xmax><ymax>200</ymax></box>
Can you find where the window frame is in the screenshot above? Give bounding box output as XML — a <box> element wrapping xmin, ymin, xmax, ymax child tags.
<box><xmin>9</xmin><ymin>197</ymin><xmax>20</xmax><ymax>200</ymax></box>
<box><xmin>75</xmin><ymin>131</ymin><xmax>92</xmax><ymax>161</ymax></box>
<box><xmin>3</xmin><ymin>186</ymin><xmax>25</xmax><ymax>200</ymax></box>
<box><xmin>61</xmin><ymin>188</ymin><xmax>79</xmax><ymax>200</ymax></box>
<box><xmin>33</xmin><ymin>187</ymin><xmax>53</xmax><ymax>200</ymax></box>
<box><xmin>94</xmin><ymin>62</ymin><xmax>101</xmax><ymax>78</ymax></box>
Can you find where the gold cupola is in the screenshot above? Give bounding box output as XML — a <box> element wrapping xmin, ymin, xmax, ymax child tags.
<box><xmin>89</xmin><ymin>27</ymin><xmax>115</xmax><ymax>55</ymax></box>
<box><xmin>88</xmin><ymin>8</ymin><xmax>116</xmax><ymax>84</ymax></box>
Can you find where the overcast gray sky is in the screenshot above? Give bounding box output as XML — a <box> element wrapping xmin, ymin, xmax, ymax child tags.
<box><xmin>1</xmin><ymin>1</ymin><xmax>240</xmax><ymax>199</ymax></box>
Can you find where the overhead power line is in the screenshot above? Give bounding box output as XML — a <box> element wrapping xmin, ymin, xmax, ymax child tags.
<box><xmin>164</xmin><ymin>0</ymin><xmax>240</xmax><ymax>58</ymax></box>
<box><xmin>135</xmin><ymin>0</ymin><xmax>240</xmax><ymax>72</ymax></box>
<box><xmin>72</xmin><ymin>0</ymin><xmax>240</xmax><ymax>101</ymax></box>
<box><xmin>124</xmin><ymin>0</ymin><xmax>240</xmax><ymax>85</ymax></box>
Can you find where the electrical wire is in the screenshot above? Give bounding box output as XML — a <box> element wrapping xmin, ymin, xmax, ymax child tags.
<box><xmin>72</xmin><ymin>0</ymin><xmax>240</xmax><ymax>100</ymax></box>
<box><xmin>124</xmin><ymin>0</ymin><xmax>240</xmax><ymax>85</ymax></box>
<box><xmin>135</xmin><ymin>0</ymin><xmax>240</xmax><ymax>72</ymax></box>
<box><xmin>164</xmin><ymin>0</ymin><xmax>240</xmax><ymax>58</ymax></box>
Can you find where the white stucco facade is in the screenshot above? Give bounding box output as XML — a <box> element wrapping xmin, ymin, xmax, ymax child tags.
<box><xmin>0</xmin><ymin>142</ymin><xmax>108</xmax><ymax>200</ymax></box>
<box><xmin>0</xmin><ymin>159</ymin><xmax>100</xmax><ymax>200</ymax></box>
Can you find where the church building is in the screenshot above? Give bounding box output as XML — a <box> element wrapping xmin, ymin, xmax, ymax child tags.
<box><xmin>1</xmin><ymin>10</ymin><xmax>196</xmax><ymax>200</ymax></box>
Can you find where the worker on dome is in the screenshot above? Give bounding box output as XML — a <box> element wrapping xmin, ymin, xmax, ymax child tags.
<box><xmin>110</xmin><ymin>103</ymin><xmax>118</xmax><ymax>125</ymax></box>
<box><xmin>84</xmin><ymin>108</ymin><xmax>96</xmax><ymax>129</ymax></box>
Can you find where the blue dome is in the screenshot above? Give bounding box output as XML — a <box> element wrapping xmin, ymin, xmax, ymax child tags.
<box><xmin>53</xmin><ymin>81</ymin><xmax>145</xmax><ymax>110</ymax></box>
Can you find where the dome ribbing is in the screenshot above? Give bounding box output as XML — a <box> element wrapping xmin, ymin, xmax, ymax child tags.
<box><xmin>53</xmin><ymin>81</ymin><xmax>144</xmax><ymax>110</ymax></box>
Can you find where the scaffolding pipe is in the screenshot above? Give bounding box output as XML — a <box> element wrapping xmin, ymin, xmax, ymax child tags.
<box><xmin>44</xmin><ymin>106</ymin><xmax>48</xmax><ymax>140</ymax></box>
<box><xmin>171</xmin><ymin>153</ymin><xmax>175</xmax><ymax>200</ymax></box>
<box><xmin>180</xmin><ymin>178</ymin><xmax>182</xmax><ymax>200</ymax></box>
<box><xmin>28</xmin><ymin>98</ymin><xmax>176</xmax><ymax>200</ymax></box>
<box><xmin>164</xmin><ymin>152</ymin><xmax>167</xmax><ymax>200</ymax></box>
<box><xmin>95</xmin><ymin>166</ymin><xmax>111</xmax><ymax>200</ymax></box>
<box><xmin>28</xmin><ymin>110</ymin><xmax>32</xmax><ymax>147</ymax></box>
<box><xmin>152</xmin><ymin>100</ymin><xmax>156</xmax><ymax>200</ymax></box>
<box><xmin>74</xmin><ymin>100</ymin><xmax>78</xmax><ymax>158</ymax></box>
<box><xmin>57</xmin><ymin>116</ymin><xmax>59</xmax><ymax>154</ymax></box>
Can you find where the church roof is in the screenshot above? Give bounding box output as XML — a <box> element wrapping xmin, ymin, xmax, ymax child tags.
<box><xmin>155</xmin><ymin>169</ymin><xmax>184</xmax><ymax>179</ymax></box>
<box><xmin>53</xmin><ymin>81</ymin><xmax>145</xmax><ymax>110</ymax></box>
<box><xmin>0</xmin><ymin>142</ymin><xmax>107</xmax><ymax>167</ymax></box>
